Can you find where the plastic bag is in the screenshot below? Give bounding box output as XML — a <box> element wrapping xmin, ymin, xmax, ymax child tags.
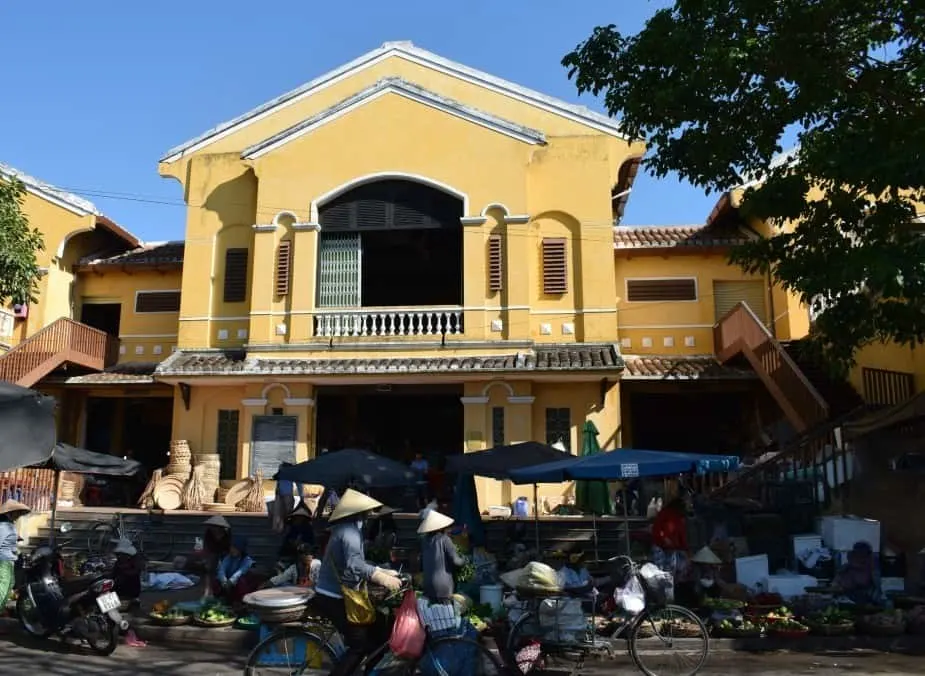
<box><xmin>538</xmin><ymin>598</ymin><xmax>585</xmax><ymax>641</ymax></box>
<box><xmin>639</xmin><ymin>563</ymin><xmax>675</xmax><ymax>604</ymax></box>
<box><xmin>615</xmin><ymin>576</ymin><xmax>645</xmax><ymax>614</ymax></box>
<box><xmin>517</xmin><ymin>562</ymin><xmax>561</xmax><ymax>593</ymax></box>
<box><xmin>389</xmin><ymin>590</ymin><xmax>426</xmax><ymax>659</ymax></box>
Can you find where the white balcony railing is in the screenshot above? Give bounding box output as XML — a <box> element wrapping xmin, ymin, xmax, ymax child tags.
<box><xmin>313</xmin><ymin>307</ymin><xmax>464</xmax><ymax>338</ymax></box>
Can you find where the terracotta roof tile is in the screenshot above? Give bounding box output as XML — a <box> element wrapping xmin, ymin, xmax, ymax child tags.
<box><xmin>622</xmin><ymin>355</ymin><xmax>756</xmax><ymax>380</ymax></box>
<box><xmin>613</xmin><ymin>225</ymin><xmax>751</xmax><ymax>250</ymax></box>
<box><xmin>80</xmin><ymin>241</ymin><xmax>185</xmax><ymax>267</ymax></box>
<box><xmin>155</xmin><ymin>344</ymin><xmax>625</xmax><ymax>377</ymax></box>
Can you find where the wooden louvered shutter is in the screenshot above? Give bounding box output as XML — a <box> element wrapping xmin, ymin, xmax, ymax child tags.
<box><xmin>488</xmin><ymin>235</ymin><xmax>503</xmax><ymax>292</ymax></box>
<box><xmin>276</xmin><ymin>240</ymin><xmax>292</xmax><ymax>297</ymax></box>
<box><xmin>713</xmin><ymin>280</ymin><xmax>768</xmax><ymax>323</ymax></box>
<box><xmin>223</xmin><ymin>248</ymin><xmax>249</xmax><ymax>303</ymax></box>
<box><xmin>542</xmin><ymin>238</ymin><xmax>568</xmax><ymax>294</ymax></box>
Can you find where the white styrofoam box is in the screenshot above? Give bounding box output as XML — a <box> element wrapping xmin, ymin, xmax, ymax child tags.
<box><xmin>764</xmin><ymin>574</ymin><xmax>818</xmax><ymax>600</ymax></box>
<box><xmin>735</xmin><ymin>554</ymin><xmax>769</xmax><ymax>592</ymax></box>
<box><xmin>821</xmin><ymin>516</ymin><xmax>881</xmax><ymax>553</ymax></box>
<box><xmin>881</xmin><ymin>577</ymin><xmax>905</xmax><ymax>594</ymax></box>
<box><xmin>793</xmin><ymin>534</ymin><xmax>823</xmax><ymax>560</ymax></box>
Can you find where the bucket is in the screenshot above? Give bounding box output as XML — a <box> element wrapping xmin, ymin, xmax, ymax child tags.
<box><xmin>479</xmin><ymin>584</ymin><xmax>503</xmax><ymax>612</ymax></box>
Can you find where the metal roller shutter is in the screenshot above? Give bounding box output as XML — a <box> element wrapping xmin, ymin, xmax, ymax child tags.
<box><xmin>713</xmin><ymin>280</ymin><xmax>768</xmax><ymax>324</ymax></box>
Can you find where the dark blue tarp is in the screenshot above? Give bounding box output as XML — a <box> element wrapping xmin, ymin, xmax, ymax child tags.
<box><xmin>278</xmin><ymin>448</ymin><xmax>416</xmax><ymax>490</ymax></box>
<box><xmin>0</xmin><ymin>382</ymin><xmax>56</xmax><ymax>472</ymax></box>
<box><xmin>509</xmin><ymin>449</ymin><xmax>740</xmax><ymax>484</ymax></box>
<box><xmin>45</xmin><ymin>443</ymin><xmax>142</xmax><ymax>476</ymax></box>
<box><xmin>445</xmin><ymin>442</ymin><xmax>572</xmax><ymax>480</ymax></box>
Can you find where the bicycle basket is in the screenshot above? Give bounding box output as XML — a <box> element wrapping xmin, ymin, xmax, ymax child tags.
<box><xmin>638</xmin><ymin>564</ymin><xmax>674</xmax><ymax>607</ymax></box>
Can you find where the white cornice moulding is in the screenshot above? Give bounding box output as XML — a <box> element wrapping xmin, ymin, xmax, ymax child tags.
<box><xmin>242</xmin><ymin>398</ymin><xmax>268</xmax><ymax>407</ymax></box>
<box><xmin>507</xmin><ymin>396</ymin><xmax>535</xmax><ymax>404</ymax></box>
<box><xmin>460</xmin><ymin>217</ymin><xmax>487</xmax><ymax>227</ymax></box>
<box><xmin>460</xmin><ymin>396</ymin><xmax>490</xmax><ymax>405</ymax></box>
<box><xmin>292</xmin><ymin>222</ymin><xmax>320</xmax><ymax>231</ymax></box>
<box><xmin>504</xmin><ymin>215</ymin><xmax>530</xmax><ymax>225</ymax></box>
<box><xmin>284</xmin><ymin>398</ymin><xmax>315</xmax><ymax>407</ymax></box>
<box><xmin>253</xmin><ymin>224</ymin><xmax>277</xmax><ymax>233</ymax></box>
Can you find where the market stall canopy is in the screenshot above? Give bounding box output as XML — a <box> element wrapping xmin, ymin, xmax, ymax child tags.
<box><xmin>277</xmin><ymin>448</ymin><xmax>416</xmax><ymax>490</ymax></box>
<box><xmin>41</xmin><ymin>443</ymin><xmax>142</xmax><ymax>476</ymax></box>
<box><xmin>445</xmin><ymin>441</ymin><xmax>573</xmax><ymax>480</ymax></box>
<box><xmin>509</xmin><ymin>448</ymin><xmax>741</xmax><ymax>484</ymax></box>
<box><xmin>0</xmin><ymin>382</ymin><xmax>56</xmax><ymax>472</ymax></box>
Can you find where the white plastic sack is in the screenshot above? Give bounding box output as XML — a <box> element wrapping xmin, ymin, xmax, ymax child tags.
<box><xmin>615</xmin><ymin>576</ymin><xmax>645</xmax><ymax>614</ymax></box>
<box><xmin>518</xmin><ymin>562</ymin><xmax>561</xmax><ymax>593</ymax></box>
<box><xmin>538</xmin><ymin>598</ymin><xmax>586</xmax><ymax>640</ymax></box>
<box><xmin>639</xmin><ymin>563</ymin><xmax>675</xmax><ymax>603</ymax></box>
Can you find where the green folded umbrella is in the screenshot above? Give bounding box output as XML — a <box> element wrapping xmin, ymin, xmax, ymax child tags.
<box><xmin>575</xmin><ymin>420</ymin><xmax>613</xmax><ymax>516</ymax></box>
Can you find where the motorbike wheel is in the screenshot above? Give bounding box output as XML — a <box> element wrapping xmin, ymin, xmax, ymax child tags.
<box><xmin>85</xmin><ymin>614</ymin><xmax>120</xmax><ymax>656</ymax></box>
<box><xmin>16</xmin><ymin>593</ymin><xmax>52</xmax><ymax>638</ymax></box>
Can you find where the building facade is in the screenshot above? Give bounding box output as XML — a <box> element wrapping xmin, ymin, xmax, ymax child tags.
<box><xmin>1</xmin><ymin>42</ymin><xmax>921</xmax><ymax>510</ymax></box>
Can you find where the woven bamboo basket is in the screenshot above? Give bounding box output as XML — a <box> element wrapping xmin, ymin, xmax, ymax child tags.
<box><xmin>58</xmin><ymin>479</ymin><xmax>76</xmax><ymax>501</ymax></box>
<box><xmin>808</xmin><ymin>622</ymin><xmax>855</xmax><ymax>637</ymax></box>
<box><xmin>182</xmin><ymin>466</ymin><xmax>206</xmax><ymax>511</ymax></box>
<box><xmin>216</xmin><ymin>487</ymin><xmax>230</xmax><ymax>503</ymax></box>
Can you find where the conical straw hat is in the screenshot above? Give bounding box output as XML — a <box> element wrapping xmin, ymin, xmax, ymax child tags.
<box><xmin>0</xmin><ymin>500</ymin><xmax>31</xmax><ymax>517</ymax></box>
<box><xmin>691</xmin><ymin>546</ymin><xmax>722</xmax><ymax>565</ymax></box>
<box><xmin>329</xmin><ymin>489</ymin><xmax>383</xmax><ymax>523</ymax></box>
<box><xmin>203</xmin><ymin>515</ymin><xmax>231</xmax><ymax>529</ymax></box>
<box><xmin>418</xmin><ymin>510</ymin><xmax>454</xmax><ymax>534</ymax></box>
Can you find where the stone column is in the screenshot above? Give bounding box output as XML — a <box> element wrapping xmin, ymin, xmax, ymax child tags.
<box><xmin>283</xmin><ymin>391</ymin><xmax>315</xmax><ymax>463</ymax></box>
<box><xmin>504</xmin><ymin>216</ymin><xmax>531</xmax><ymax>341</ymax></box>
<box><xmin>239</xmin><ymin>397</ymin><xmax>268</xmax><ymax>477</ymax></box>
<box><xmin>504</xmin><ymin>393</ymin><xmax>535</xmax><ymax>507</ymax></box>
<box><xmin>461</xmin><ymin>395</ymin><xmax>498</xmax><ymax>509</ymax></box>
<box><xmin>248</xmin><ymin>223</ymin><xmax>278</xmax><ymax>345</ymax></box>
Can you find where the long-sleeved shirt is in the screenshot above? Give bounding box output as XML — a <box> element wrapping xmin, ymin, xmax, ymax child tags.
<box><xmin>421</xmin><ymin>532</ymin><xmax>465</xmax><ymax>602</ymax></box>
<box><xmin>270</xmin><ymin>559</ymin><xmax>321</xmax><ymax>587</ymax></box>
<box><xmin>316</xmin><ymin>521</ymin><xmax>376</xmax><ymax>599</ymax></box>
<box><xmin>0</xmin><ymin>521</ymin><xmax>18</xmax><ymax>562</ymax></box>
<box><xmin>217</xmin><ymin>553</ymin><xmax>254</xmax><ymax>584</ymax></box>
<box><xmin>652</xmin><ymin>507</ymin><xmax>688</xmax><ymax>552</ymax></box>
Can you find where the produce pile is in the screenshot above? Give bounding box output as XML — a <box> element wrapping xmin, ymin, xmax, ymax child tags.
<box><xmin>806</xmin><ymin>606</ymin><xmax>853</xmax><ymax>628</ymax></box>
<box><xmin>703</xmin><ymin>598</ymin><xmax>744</xmax><ymax>611</ymax></box>
<box><xmin>196</xmin><ymin>601</ymin><xmax>236</xmax><ymax>624</ymax></box>
<box><xmin>463</xmin><ymin>602</ymin><xmax>501</xmax><ymax>634</ymax></box>
<box><xmin>149</xmin><ymin>607</ymin><xmax>188</xmax><ymax>622</ymax></box>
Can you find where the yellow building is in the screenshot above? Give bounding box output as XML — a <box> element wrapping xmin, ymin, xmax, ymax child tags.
<box><xmin>1</xmin><ymin>42</ymin><xmax>919</xmax><ymax>511</ymax></box>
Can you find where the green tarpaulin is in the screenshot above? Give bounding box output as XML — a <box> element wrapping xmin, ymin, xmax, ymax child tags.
<box><xmin>574</xmin><ymin>420</ymin><xmax>613</xmax><ymax>515</ymax></box>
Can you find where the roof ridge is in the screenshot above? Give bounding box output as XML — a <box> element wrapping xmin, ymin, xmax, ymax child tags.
<box><xmin>161</xmin><ymin>41</ymin><xmax>628</xmax><ymax>162</ymax></box>
<box><xmin>0</xmin><ymin>160</ymin><xmax>100</xmax><ymax>216</ymax></box>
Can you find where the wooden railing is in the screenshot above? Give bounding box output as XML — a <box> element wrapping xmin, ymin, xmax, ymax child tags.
<box><xmin>0</xmin><ymin>318</ymin><xmax>116</xmax><ymax>387</ymax></box>
<box><xmin>709</xmin><ymin>406</ymin><xmax>866</xmax><ymax>509</ymax></box>
<box><xmin>714</xmin><ymin>302</ymin><xmax>829</xmax><ymax>432</ymax></box>
<box><xmin>0</xmin><ymin>467</ymin><xmax>56</xmax><ymax>512</ymax></box>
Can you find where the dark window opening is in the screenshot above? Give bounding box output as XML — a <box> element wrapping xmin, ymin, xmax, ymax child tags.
<box><xmin>80</xmin><ymin>302</ymin><xmax>121</xmax><ymax>336</ymax></box>
<box><xmin>224</xmin><ymin>248</ymin><xmax>249</xmax><ymax>303</ymax></box>
<box><xmin>216</xmin><ymin>410</ymin><xmax>240</xmax><ymax>481</ymax></box>
<box><xmin>627</xmin><ymin>278</ymin><xmax>697</xmax><ymax>302</ymax></box>
<box><xmin>135</xmin><ymin>291</ymin><xmax>181</xmax><ymax>314</ymax></box>
<box><xmin>491</xmin><ymin>406</ymin><xmax>505</xmax><ymax>447</ymax></box>
<box><xmin>545</xmin><ymin>407</ymin><xmax>571</xmax><ymax>451</ymax></box>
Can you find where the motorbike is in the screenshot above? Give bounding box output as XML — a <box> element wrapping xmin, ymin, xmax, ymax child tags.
<box><xmin>16</xmin><ymin>531</ymin><xmax>129</xmax><ymax>656</ymax></box>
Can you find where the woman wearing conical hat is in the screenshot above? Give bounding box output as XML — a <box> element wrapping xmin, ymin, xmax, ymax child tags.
<box><xmin>0</xmin><ymin>500</ymin><xmax>31</xmax><ymax>609</ymax></box>
<box><xmin>418</xmin><ymin>510</ymin><xmax>466</xmax><ymax>604</ymax></box>
<box><xmin>313</xmin><ymin>489</ymin><xmax>401</xmax><ymax>676</ymax></box>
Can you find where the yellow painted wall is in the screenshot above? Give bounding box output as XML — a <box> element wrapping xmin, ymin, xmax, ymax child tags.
<box><xmin>614</xmin><ymin>253</ymin><xmax>772</xmax><ymax>354</ymax></box>
<box><xmin>77</xmin><ymin>268</ymin><xmax>183</xmax><ymax>362</ymax></box>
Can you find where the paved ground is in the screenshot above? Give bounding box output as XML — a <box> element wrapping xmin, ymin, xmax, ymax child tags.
<box><xmin>1</xmin><ymin>636</ymin><xmax>925</xmax><ymax>676</ymax></box>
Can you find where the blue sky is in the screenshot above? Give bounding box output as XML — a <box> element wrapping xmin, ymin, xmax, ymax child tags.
<box><xmin>1</xmin><ymin>1</ymin><xmax>717</xmax><ymax>243</ymax></box>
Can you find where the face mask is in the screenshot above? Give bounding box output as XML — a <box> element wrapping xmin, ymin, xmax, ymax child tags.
<box><xmin>700</xmin><ymin>578</ymin><xmax>715</xmax><ymax>588</ymax></box>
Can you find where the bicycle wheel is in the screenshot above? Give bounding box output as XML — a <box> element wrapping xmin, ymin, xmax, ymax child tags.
<box><xmin>504</xmin><ymin>612</ymin><xmax>547</xmax><ymax>674</ymax></box>
<box><xmin>138</xmin><ymin>526</ymin><xmax>174</xmax><ymax>562</ymax></box>
<box><xmin>87</xmin><ymin>522</ymin><xmax>117</xmax><ymax>556</ymax></box>
<box><xmin>410</xmin><ymin>636</ymin><xmax>505</xmax><ymax>676</ymax></box>
<box><xmin>628</xmin><ymin>604</ymin><xmax>710</xmax><ymax>676</ymax></box>
<box><xmin>244</xmin><ymin>626</ymin><xmax>337</xmax><ymax>675</ymax></box>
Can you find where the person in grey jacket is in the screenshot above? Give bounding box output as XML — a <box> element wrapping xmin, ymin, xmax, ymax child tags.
<box><xmin>418</xmin><ymin>510</ymin><xmax>466</xmax><ymax>603</ymax></box>
<box><xmin>312</xmin><ymin>489</ymin><xmax>401</xmax><ymax>676</ymax></box>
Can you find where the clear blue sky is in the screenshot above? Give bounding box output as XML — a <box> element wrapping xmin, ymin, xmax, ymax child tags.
<box><xmin>1</xmin><ymin>1</ymin><xmax>717</xmax><ymax>243</ymax></box>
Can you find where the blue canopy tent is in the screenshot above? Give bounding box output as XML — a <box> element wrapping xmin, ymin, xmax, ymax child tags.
<box><xmin>509</xmin><ymin>448</ymin><xmax>740</xmax><ymax>554</ymax></box>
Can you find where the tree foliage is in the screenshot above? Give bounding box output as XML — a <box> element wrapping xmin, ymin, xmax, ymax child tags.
<box><xmin>0</xmin><ymin>177</ymin><xmax>45</xmax><ymax>305</ymax></box>
<box><xmin>564</xmin><ymin>0</ymin><xmax>925</xmax><ymax>370</ymax></box>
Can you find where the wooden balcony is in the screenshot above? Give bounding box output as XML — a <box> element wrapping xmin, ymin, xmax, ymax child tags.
<box><xmin>714</xmin><ymin>302</ymin><xmax>828</xmax><ymax>432</ymax></box>
<box><xmin>0</xmin><ymin>318</ymin><xmax>117</xmax><ymax>387</ymax></box>
<box><xmin>312</xmin><ymin>307</ymin><xmax>464</xmax><ymax>338</ymax></box>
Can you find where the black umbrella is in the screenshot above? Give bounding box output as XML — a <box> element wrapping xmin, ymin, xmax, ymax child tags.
<box><xmin>0</xmin><ymin>382</ymin><xmax>56</xmax><ymax>472</ymax></box>
<box><xmin>445</xmin><ymin>441</ymin><xmax>573</xmax><ymax>479</ymax></box>
<box><xmin>278</xmin><ymin>448</ymin><xmax>416</xmax><ymax>490</ymax></box>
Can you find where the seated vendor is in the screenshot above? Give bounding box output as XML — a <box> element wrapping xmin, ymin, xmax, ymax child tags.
<box><xmin>266</xmin><ymin>543</ymin><xmax>320</xmax><ymax>588</ymax></box>
<box><xmin>277</xmin><ymin>502</ymin><xmax>315</xmax><ymax>569</ymax></box>
<box><xmin>560</xmin><ymin>551</ymin><xmax>595</xmax><ymax>595</ymax></box>
<box><xmin>112</xmin><ymin>539</ymin><xmax>144</xmax><ymax>603</ymax></box>
<box><xmin>834</xmin><ymin>541</ymin><xmax>879</xmax><ymax>605</ymax></box>
<box><xmin>214</xmin><ymin>536</ymin><xmax>259</xmax><ymax>605</ymax></box>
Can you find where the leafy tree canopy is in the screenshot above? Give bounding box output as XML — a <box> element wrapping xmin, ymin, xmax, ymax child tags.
<box><xmin>564</xmin><ymin>0</ymin><xmax>925</xmax><ymax>370</ymax></box>
<box><xmin>0</xmin><ymin>177</ymin><xmax>45</xmax><ymax>306</ymax></box>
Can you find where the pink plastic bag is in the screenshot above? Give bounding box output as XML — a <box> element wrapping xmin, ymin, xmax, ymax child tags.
<box><xmin>389</xmin><ymin>590</ymin><xmax>426</xmax><ymax>659</ymax></box>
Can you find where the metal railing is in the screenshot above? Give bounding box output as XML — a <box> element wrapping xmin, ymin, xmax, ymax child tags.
<box><xmin>0</xmin><ymin>468</ymin><xmax>56</xmax><ymax>512</ymax></box>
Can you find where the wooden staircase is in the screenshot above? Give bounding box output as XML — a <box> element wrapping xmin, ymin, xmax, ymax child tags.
<box><xmin>0</xmin><ymin>318</ymin><xmax>116</xmax><ymax>387</ymax></box>
<box><xmin>714</xmin><ymin>302</ymin><xmax>829</xmax><ymax>433</ymax></box>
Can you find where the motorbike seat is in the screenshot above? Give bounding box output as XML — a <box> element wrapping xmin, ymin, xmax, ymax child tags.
<box><xmin>60</xmin><ymin>573</ymin><xmax>106</xmax><ymax>596</ymax></box>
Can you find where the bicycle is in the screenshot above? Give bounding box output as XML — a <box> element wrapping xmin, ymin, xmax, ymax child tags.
<box><xmin>244</xmin><ymin>576</ymin><xmax>505</xmax><ymax>676</ymax></box>
<box><xmin>504</xmin><ymin>556</ymin><xmax>710</xmax><ymax>676</ymax></box>
<box><xmin>87</xmin><ymin>510</ymin><xmax>174</xmax><ymax>561</ymax></box>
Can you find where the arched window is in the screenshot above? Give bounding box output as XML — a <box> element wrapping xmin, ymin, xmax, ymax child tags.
<box><xmin>319</xmin><ymin>180</ymin><xmax>462</xmax><ymax>231</ymax></box>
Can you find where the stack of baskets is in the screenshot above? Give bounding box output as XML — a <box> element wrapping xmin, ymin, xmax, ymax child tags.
<box><xmin>58</xmin><ymin>478</ymin><xmax>77</xmax><ymax>503</ymax></box>
<box><xmin>194</xmin><ymin>453</ymin><xmax>222</xmax><ymax>503</ymax></box>
<box><xmin>165</xmin><ymin>440</ymin><xmax>193</xmax><ymax>479</ymax></box>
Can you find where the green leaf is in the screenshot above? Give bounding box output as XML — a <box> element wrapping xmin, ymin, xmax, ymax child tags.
<box><xmin>0</xmin><ymin>177</ymin><xmax>45</xmax><ymax>305</ymax></box>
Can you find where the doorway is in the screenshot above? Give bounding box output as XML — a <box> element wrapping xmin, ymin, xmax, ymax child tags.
<box><xmin>80</xmin><ymin>302</ymin><xmax>121</xmax><ymax>336</ymax></box>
